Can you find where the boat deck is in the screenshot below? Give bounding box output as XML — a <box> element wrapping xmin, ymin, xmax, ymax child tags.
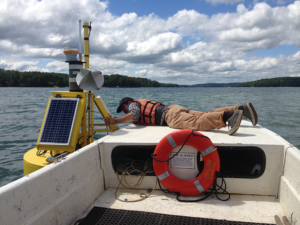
<box><xmin>102</xmin><ymin>120</ymin><xmax>289</xmax><ymax>146</ymax></box>
<box><xmin>74</xmin><ymin>121</ymin><xmax>293</xmax><ymax>224</ymax></box>
<box><xmin>77</xmin><ymin>188</ymin><xmax>285</xmax><ymax>224</ymax></box>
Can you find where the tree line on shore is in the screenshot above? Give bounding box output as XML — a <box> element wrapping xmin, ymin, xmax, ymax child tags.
<box><xmin>238</xmin><ymin>77</ymin><xmax>300</xmax><ymax>87</ymax></box>
<box><xmin>1</xmin><ymin>68</ymin><xmax>299</xmax><ymax>88</ymax></box>
<box><xmin>0</xmin><ymin>69</ymin><xmax>68</xmax><ymax>87</ymax></box>
<box><xmin>0</xmin><ymin>69</ymin><xmax>178</xmax><ymax>87</ymax></box>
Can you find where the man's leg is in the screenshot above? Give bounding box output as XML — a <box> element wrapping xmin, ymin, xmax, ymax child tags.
<box><xmin>209</xmin><ymin>106</ymin><xmax>239</xmax><ymax>113</ymax></box>
<box><xmin>211</xmin><ymin>104</ymin><xmax>258</xmax><ymax>126</ymax></box>
<box><xmin>187</xmin><ymin>106</ymin><xmax>239</xmax><ymax>130</ymax></box>
<box><xmin>189</xmin><ymin>110</ymin><xmax>227</xmax><ymax>130</ymax></box>
<box><xmin>165</xmin><ymin>105</ymin><xmax>227</xmax><ymax>131</ymax></box>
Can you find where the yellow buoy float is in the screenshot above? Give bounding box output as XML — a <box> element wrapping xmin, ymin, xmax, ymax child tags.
<box><xmin>23</xmin><ymin>148</ymin><xmax>51</xmax><ymax>176</ymax></box>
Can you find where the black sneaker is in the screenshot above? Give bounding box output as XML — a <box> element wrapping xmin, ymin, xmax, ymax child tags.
<box><xmin>228</xmin><ymin>110</ymin><xmax>243</xmax><ymax>135</ymax></box>
<box><xmin>242</xmin><ymin>102</ymin><xmax>258</xmax><ymax>126</ymax></box>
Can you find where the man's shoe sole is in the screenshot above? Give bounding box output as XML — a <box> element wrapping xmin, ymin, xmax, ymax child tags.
<box><xmin>244</xmin><ymin>102</ymin><xmax>258</xmax><ymax>126</ymax></box>
<box><xmin>228</xmin><ymin>110</ymin><xmax>243</xmax><ymax>135</ymax></box>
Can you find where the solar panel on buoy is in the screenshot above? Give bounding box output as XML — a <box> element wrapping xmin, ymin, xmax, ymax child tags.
<box><xmin>38</xmin><ymin>98</ymin><xmax>79</xmax><ymax>145</ymax></box>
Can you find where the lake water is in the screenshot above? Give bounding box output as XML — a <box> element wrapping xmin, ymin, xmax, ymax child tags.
<box><xmin>1</xmin><ymin>87</ymin><xmax>300</xmax><ymax>187</ymax></box>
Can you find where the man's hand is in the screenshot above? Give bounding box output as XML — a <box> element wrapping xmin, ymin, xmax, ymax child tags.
<box><xmin>104</xmin><ymin>114</ymin><xmax>117</xmax><ymax>125</ymax></box>
<box><xmin>104</xmin><ymin>113</ymin><xmax>133</xmax><ymax>125</ymax></box>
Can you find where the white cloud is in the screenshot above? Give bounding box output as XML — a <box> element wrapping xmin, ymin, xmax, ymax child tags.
<box><xmin>208</xmin><ymin>2</ymin><xmax>300</xmax><ymax>50</ymax></box>
<box><xmin>0</xmin><ymin>0</ymin><xmax>300</xmax><ymax>84</ymax></box>
<box><xmin>134</xmin><ymin>69</ymin><xmax>148</xmax><ymax>77</ymax></box>
<box><xmin>46</xmin><ymin>61</ymin><xmax>68</xmax><ymax>71</ymax></box>
<box><xmin>287</xmin><ymin>51</ymin><xmax>300</xmax><ymax>62</ymax></box>
<box><xmin>0</xmin><ymin>57</ymin><xmax>39</xmax><ymax>71</ymax></box>
<box><xmin>166</xmin><ymin>10</ymin><xmax>208</xmax><ymax>36</ymax></box>
<box><xmin>237</xmin><ymin>4</ymin><xmax>248</xmax><ymax>14</ymax></box>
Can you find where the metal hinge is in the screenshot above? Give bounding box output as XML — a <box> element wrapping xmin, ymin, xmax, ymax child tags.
<box><xmin>46</xmin><ymin>152</ymin><xmax>67</xmax><ymax>163</ymax></box>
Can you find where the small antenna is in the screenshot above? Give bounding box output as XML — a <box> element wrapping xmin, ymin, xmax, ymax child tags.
<box><xmin>79</xmin><ymin>20</ymin><xmax>83</xmax><ymax>61</ymax></box>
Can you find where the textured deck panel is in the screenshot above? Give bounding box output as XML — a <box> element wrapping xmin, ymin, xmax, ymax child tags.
<box><xmin>78</xmin><ymin>207</ymin><xmax>275</xmax><ymax>225</ymax></box>
<box><xmin>76</xmin><ymin>188</ymin><xmax>285</xmax><ymax>225</ymax></box>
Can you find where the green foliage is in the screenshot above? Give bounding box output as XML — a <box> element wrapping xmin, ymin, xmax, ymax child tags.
<box><xmin>103</xmin><ymin>74</ymin><xmax>161</xmax><ymax>87</ymax></box>
<box><xmin>102</xmin><ymin>74</ymin><xmax>179</xmax><ymax>87</ymax></box>
<box><xmin>187</xmin><ymin>82</ymin><xmax>240</xmax><ymax>87</ymax></box>
<box><xmin>0</xmin><ymin>69</ymin><xmax>178</xmax><ymax>88</ymax></box>
<box><xmin>239</xmin><ymin>77</ymin><xmax>300</xmax><ymax>87</ymax></box>
<box><xmin>2</xmin><ymin>68</ymin><xmax>299</xmax><ymax>88</ymax></box>
<box><xmin>0</xmin><ymin>68</ymin><xmax>68</xmax><ymax>87</ymax></box>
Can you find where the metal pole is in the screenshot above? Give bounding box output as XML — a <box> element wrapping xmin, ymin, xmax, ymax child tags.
<box><xmin>91</xmin><ymin>92</ymin><xmax>94</xmax><ymax>142</ymax></box>
<box><xmin>83</xmin><ymin>22</ymin><xmax>90</xmax><ymax>69</ymax></box>
<box><xmin>79</xmin><ymin>20</ymin><xmax>82</xmax><ymax>62</ymax></box>
<box><xmin>88</xmin><ymin>92</ymin><xmax>91</xmax><ymax>144</ymax></box>
<box><xmin>83</xmin><ymin>93</ymin><xmax>87</xmax><ymax>146</ymax></box>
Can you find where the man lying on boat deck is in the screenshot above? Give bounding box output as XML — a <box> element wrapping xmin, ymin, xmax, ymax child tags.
<box><xmin>104</xmin><ymin>97</ymin><xmax>258</xmax><ymax>135</ymax></box>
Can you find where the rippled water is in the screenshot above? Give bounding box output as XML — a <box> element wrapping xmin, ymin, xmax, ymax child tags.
<box><xmin>1</xmin><ymin>87</ymin><xmax>300</xmax><ymax>187</ymax></box>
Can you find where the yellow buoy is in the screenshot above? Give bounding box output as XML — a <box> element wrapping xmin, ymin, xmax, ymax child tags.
<box><xmin>22</xmin><ymin>21</ymin><xmax>119</xmax><ymax>176</ymax></box>
<box><xmin>23</xmin><ymin>148</ymin><xmax>51</xmax><ymax>176</ymax></box>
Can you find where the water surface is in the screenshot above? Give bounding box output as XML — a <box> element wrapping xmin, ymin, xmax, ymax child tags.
<box><xmin>1</xmin><ymin>87</ymin><xmax>299</xmax><ymax>187</ymax></box>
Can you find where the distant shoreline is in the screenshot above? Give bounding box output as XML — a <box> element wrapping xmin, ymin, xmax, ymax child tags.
<box><xmin>0</xmin><ymin>86</ymin><xmax>300</xmax><ymax>89</ymax></box>
<box><xmin>1</xmin><ymin>69</ymin><xmax>300</xmax><ymax>87</ymax></box>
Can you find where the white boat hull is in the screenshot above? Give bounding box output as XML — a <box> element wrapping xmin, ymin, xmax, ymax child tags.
<box><xmin>0</xmin><ymin>121</ymin><xmax>299</xmax><ymax>225</ymax></box>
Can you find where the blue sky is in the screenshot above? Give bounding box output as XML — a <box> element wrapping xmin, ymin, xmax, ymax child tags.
<box><xmin>108</xmin><ymin>0</ymin><xmax>224</xmax><ymax>17</ymax></box>
<box><xmin>108</xmin><ymin>0</ymin><xmax>287</xmax><ymax>17</ymax></box>
<box><xmin>0</xmin><ymin>0</ymin><xmax>299</xmax><ymax>84</ymax></box>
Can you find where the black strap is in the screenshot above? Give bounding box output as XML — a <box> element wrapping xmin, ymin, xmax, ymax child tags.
<box><xmin>158</xmin><ymin>171</ymin><xmax>230</xmax><ymax>202</ymax></box>
<box><xmin>143</xmin><ymin>100</ymin><xmax>159</xmax><ymax>124</ymax></box>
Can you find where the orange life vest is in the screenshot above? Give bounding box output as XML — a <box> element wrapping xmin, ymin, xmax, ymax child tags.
<box><xmin>132</xmin><ymin>99</ymin><xmax>163</xmax><ymax>125</ymax></box>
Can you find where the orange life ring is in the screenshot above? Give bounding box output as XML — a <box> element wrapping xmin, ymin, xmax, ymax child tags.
<box><xmin>153</xmin><ymin>130</ymin><xmax>220</xmax><ymax>196</ymax></box>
